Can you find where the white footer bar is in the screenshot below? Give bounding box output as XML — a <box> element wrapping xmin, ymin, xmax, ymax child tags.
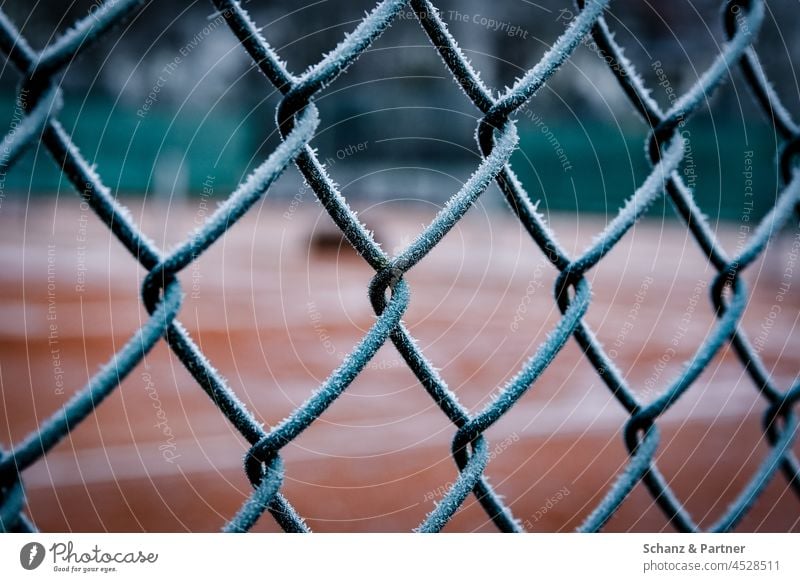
<box><xmin>1</xmin><ymin>533</ymin><xmax>797</xmax><ymax>580</ymax></box>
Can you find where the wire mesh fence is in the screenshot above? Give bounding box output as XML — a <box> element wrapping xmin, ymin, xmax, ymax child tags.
<box><xmin>0</xmin><ymin>0</ymin><xmax>798</xmax><ymax>533</ymax></box>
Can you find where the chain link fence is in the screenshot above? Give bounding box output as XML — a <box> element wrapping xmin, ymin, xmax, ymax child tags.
<box><xmin>0</xmin><ymin>0</ymin><xmax>798</xmax><ymax>533</ymax></box>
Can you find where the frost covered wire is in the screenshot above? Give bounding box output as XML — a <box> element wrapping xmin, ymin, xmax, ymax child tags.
<box><xmin>0</xmin><ymin>0</ymin><xmax>798</xmax><ymax>533</ymax></box>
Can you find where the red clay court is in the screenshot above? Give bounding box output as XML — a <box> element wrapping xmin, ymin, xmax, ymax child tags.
<box><xmin>2</xmin><ymin>198</ymin><xmax>798</xmax><ymax>531</ymax></box>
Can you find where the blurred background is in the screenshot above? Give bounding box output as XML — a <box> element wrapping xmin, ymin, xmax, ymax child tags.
<box><xmin>2</xmin><ymin>0</ymin><xmax>800</xmax><ymax>218</ymax></box>
<box><xmin>1</xmin><ymin>0</ymin><xmax>798</xmax><ymax>532</ymax></box>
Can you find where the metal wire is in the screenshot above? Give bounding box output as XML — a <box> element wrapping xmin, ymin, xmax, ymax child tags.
<box><xmin>0</xmin><ymin>0</ymin><xmax>797</xmax><ymax>533</ymax></box>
